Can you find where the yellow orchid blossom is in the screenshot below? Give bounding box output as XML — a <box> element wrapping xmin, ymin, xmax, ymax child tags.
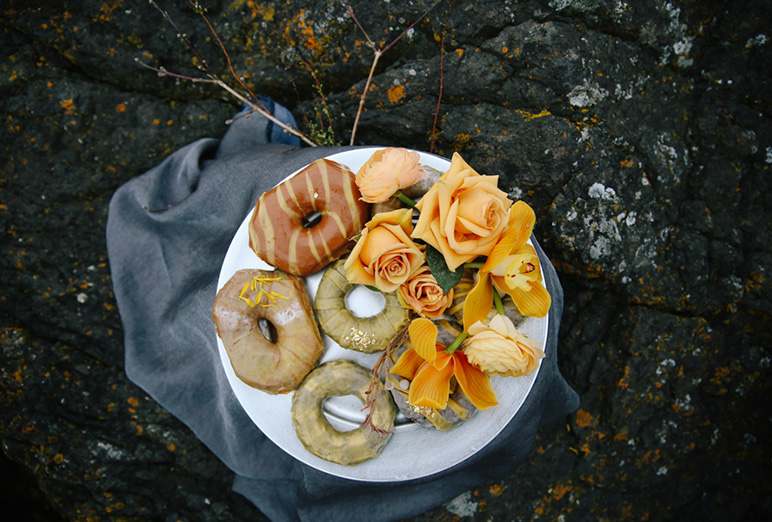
<box><xmin>390</xmin><ymin>318</ymin><xmax>498</xmax><ymax>410</ymax></box>
<box><xmin>463</xmin><ymin>201</ymin><xmax>551</xmax><ymax>329</ymax></box>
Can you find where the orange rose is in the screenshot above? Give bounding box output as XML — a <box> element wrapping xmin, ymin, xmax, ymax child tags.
<box><xmin>398</xmin><ymin>265</ymin><xmax>454</xmax><ymax>319</ymax></box>
<box><xmin>412</xmin><ymin>153</ymin><xmax>511</xmax><ymax>271</ymax></box>
<box><xmin>344</xmin><ymin>208</ymin><xmax>425</xmax><ymax>293</ymax></box>
<box><xmin>355</xmin><ymin>147</ymin><xmax>426</xmax><ymax>203</ymax></box>
<box><xmin>463</xmin><ymin>315</ymin><xmax>545</xmax><ymax>377</ymax></box>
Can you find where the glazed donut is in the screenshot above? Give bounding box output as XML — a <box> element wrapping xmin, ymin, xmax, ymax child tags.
<box><xmin>314</xmin><ymin>259</ymin><xmax>411</xmax><ymax>353</ymax></box>
<box><xmin>249</xmin><ymin>159</ymin><xmax>370</xmax><ymax>276</ymax></box>
<box><xmin>212</xmin><ymin>268</ymin><xmax>324</xmax><ymax>394</ymax></box>
<box><xmin>291</xmin><ymin>359</ymin><xmax>396</xmax><ymax>466</ymax></box>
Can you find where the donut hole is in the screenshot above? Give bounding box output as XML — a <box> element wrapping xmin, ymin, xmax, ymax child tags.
<box><xmin>258</xmin><ymin>317</ymin><xmax>279</xmax><ymax>344</ymax></box>
<box><xmin>345</xmin><ymin>285</ymin><xmax>386</xmax><ymax>318</ymax></box>
<box><xmin>323</xmin><ymin>394</ymin><xmax>367</xmax><ymax>432</ymax></box>
<box><xmin>302</xmin><ymin>210</ymin><xmax>323</xmax><ymax>229</ymax></box>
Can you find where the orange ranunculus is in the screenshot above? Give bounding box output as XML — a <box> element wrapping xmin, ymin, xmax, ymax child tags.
<box><xmin>344</xmin><ymin>208</ymin><xmax>424</xmax><ymax>293</ymax></box>
<box><xmin>390</xmin><ymin>318</ymin><xmax>497</xmax><ymax>410</ymax></box>
<box><xmin>412</xmin><ymin>153</ymin><xmax>512</xmax><ymax>272</ymax></box>
<box><xmin>463</xmin><ymin>201</ymin><xmax>551</xmax><ymax>329</ymax></box>
<box><xmin>355</xmin><ymin>147</ymin><xmax>426</xmax><ymax>203</ymax></box>
<box><xmin>398</xmin><ymin>265</ymin><xmax>454</xmax><ymax>319</ymax></box>
<box><xmin>464</xmin><ymin>314</ymin><xmax>545</xmax><ymax>377</ymax></box>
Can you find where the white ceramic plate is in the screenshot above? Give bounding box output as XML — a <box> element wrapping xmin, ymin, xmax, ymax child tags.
<box><xmin>216</xmin><ymin>147</ymin><xmax>548</xmax><ymax>482</ymax></box>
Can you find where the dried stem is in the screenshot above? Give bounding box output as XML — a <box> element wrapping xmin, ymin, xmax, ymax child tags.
<box><xmin>361</xmin><ymin>321</ymin><xmax>412</xmax><ymax>436</ymax></box>
<box><xmin>296</xmin><ymin>55</ymin><xmax>336</xmax><ymax>140</ymax></box>
<box><xmin>430</xmin><ymin>0</ymin><xmax>456</xmax><ymax>153</ymax></box>
<box><xmin>216</xmin><ymin>80</ymin><xmax>319</xmax><ymax>147</ymax></box>
<box><xmin>347</xmin><ymin>2</ymin><xmax>439</xmax><ymax>145</ymax></box>
<box><xmin>349</xmin><ymin>50</ymin><xmax>382</xmax><ymax>146</ymax></box>
<box><xmin>144</xmin><ymin>0</ymin><xmax>317</xmax><ymax>146</ymax></box>
<box><xmin>186</xmin><ymin>0</ymin><xmax>271</xmax><ymax>115</ymax></box>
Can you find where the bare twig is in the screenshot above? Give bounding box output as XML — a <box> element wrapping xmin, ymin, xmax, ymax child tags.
<box><xmin>186</xmin><ymin>0</ymin><xmax>272</xmax><ymax>115</ymax></box>
<box><xmin>295</xmin><ymin>55</ymin><xmax>337</xmax><ymax>143</ymax></box>
<box><xmin>216</xmin><ymin>80</ymin><xmax>319</xmax><ymax>146</ymax></box>
<box><xmin>347</xmin><ymin>2</ymin><xmax>440</xmax><ymax>145</ymax></box>
<box><xmin>144</xmin><ymin>0</ymin><xmax>318</xmax><ymax>146</ymax></box>
<box><xmin>349</xmin><ymin>48</ymin><xmax>382</xmax><ymax>146</ymax></box>
<box><xmin>430</xmin><ymin>0</ymin><xmax>456</xmax><ymax>153</ymax></box>
<box><xmin>360</xmin><ymin>321</ymin><xmax>412</xmax><ymax>436</ymax></box>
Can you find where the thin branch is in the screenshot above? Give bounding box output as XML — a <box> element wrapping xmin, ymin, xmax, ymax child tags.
<box><xmin>296</xmin><ymin>55</ymin><xmax>336</xmax><ymax>137</ymax></box>
<box><xmin>347</xmin><ymin>5</ymin><xmax>375</xmax><ymax>49</ymax></box>
<box><xmin>347</xmin><ymin>2</ymin><xmax>440</xmax><ymax>145</ymax></box>
<box><xmin>135</xmin><ymin>58</ymin><xmax>214</xmax><ymax>83</ymax></box>
<box><xmin>137</xmin><ymin>59</ymin><xmax>317</xmax><ymax>147</ymax></box>
<box><xmin>361</xmin><ymin>321</ymin><xmax>411</xmax><ymax>436</ymax></box>
<box><xmin>186</xmin><ymin>0</ymin><xmax>271</xmax><ymax>115</ymax></box>
<box><xmin>349</xmin><ymin>50</ymin><xmax>382</xmax><ymax>146</ymax></box>
<box><xmin>430</xmin><ymin>0</ymin><xmax>456</xmax><ymax>153</ymax></box>
<box><xmin>143</xmin><ymin>1</ymin><xmax>318</xmax><ymax>146</ymax></box>
<box><xmin>216</xmin><ymin>80</ymin><xmax>319</xmax><ymax>147</ymax></box>
<box><xmin>381</xmin><ymin>1</ymin><xmax>439</xmax><ymax>53</ymax></box>
<box><xmin>149</xmin><ymin>0</ymin><xmax>213</xmax><ymax>75</ymax></box>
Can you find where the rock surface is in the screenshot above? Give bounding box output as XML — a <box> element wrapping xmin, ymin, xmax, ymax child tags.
<box><xmin>2</xmin><ymin>0</ymin><xmax>770</xmax><ymax>520</ymax></box>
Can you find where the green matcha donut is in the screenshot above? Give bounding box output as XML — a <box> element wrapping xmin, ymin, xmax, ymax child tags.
<box><xmin>291</xmin><ymin>359</ymin><xmax>396</xmax><ymax>466</ymax></box>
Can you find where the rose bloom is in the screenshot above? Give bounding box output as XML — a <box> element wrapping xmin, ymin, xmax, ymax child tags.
<box><xmin>463</xmin><ymin>314</ymin><xmax>545</xmax><ymax>377</ymax></box>
<box><xmin>355</xmin><ymin>147</ymin><xmax>426</xmax><ymax>203</ymax></box>
<box><xmin>412</xmin><ymin>153</ymin><xmax>511</xmax><ymax>271</ymax></box>
<box><xmin>344</xmin><ymin>208</ymin><xmax>425</xmax><ymax>293</ymax></box>
<box><xmin>398</xmin><ymin>265</ymin><xmax>454</xmax><ymax>319</ymax></box>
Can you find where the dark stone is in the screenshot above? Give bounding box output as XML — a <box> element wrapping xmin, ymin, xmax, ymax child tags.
<box><xmin>2</xmin><ymin>0</ymin><xmax>771</xmax><ymax>521</ymax></box>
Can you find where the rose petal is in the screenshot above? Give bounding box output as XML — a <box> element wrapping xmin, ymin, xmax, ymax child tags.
<box><xmin>359</xmin><ymin>226</ymin><xmax>401</xmax><ymax>264</ymax></box>
<box><xmin>367</xmin><ymin>208</ymin><xmax>414</xmax><ymax>235</ymax></box>
<box><xmin>428</xmin><ymin>219</ymin><xmax>470</xmax><ymax>271</ymax></box>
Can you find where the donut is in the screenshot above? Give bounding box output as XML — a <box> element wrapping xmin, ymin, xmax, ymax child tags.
<box><xmin>248</xmin><ymin>158</ymin><xmax>370</xmax><ymax>276</ymax></box>
<box><xmin>314</xmin><ymin>259</ymin><xmax>411</xmax><ymax>353</ymax></box>
<box><xmin>291</xmin><ymin>359</ymin><xmax>396</xmax><ymax>465</ymax></box>
<box><xmin>212</xmin><ymin>268</ymin><xmax>324</xmax><ymax>394</ymax></box>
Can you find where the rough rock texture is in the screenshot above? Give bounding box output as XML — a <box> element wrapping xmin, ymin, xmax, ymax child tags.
<box><xmin>2</xmin><ymin>0</ymin><xmax>770</xmax><ymax>520</ymax></box>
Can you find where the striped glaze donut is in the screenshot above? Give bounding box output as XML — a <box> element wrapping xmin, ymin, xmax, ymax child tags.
<box><xmin>249</xmin><ymin>159</ymin><xmax>370</xmax><ymax>276</ymax></box>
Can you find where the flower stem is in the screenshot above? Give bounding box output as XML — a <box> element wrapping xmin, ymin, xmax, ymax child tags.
<box><xmin>493</xmin><ymin>286</ymin><xmax>505</xmax><ymax>315</ymax></box>
<box><xmin>396</xmin><ymin>192</ymin><xmax>417</xmax><ymax>208</ymax></box>
<box><xmin>463</xmin><ymin>261</ymin><xmax>484</xmax><ymax>269</ymax></box>
<box><xmin>444</xmin><ymin>331</ymin><xmax>468</xmax><ymax>354</ymax></box>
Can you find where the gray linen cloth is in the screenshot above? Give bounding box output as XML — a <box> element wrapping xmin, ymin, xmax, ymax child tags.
<box><xmin>106</xmin><ymin>103</ymin><xmax>579</xmax><ymax>522</ymax></box>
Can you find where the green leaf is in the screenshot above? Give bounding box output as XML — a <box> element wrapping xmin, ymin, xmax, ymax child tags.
<box><xmin>426</xmin><ymin>244</ymin><xmax>463</xmax><ymax>294</ymax></box>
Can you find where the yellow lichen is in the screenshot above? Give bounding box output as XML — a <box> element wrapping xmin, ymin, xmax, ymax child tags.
<box><xmin>387</xmin><ymin>84</ymin><xmax>405</xmax><ymax>104</ymax></box>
